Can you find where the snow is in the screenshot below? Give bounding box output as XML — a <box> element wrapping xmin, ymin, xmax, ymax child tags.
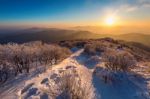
<box><xmin>93</xmin><ymin>72</ymin><xmax>148</xmax><ymax>99</ymax></box>
<box><xmin>74</xmin><ymin>49</ymin><xmax>150</xmax><ymax>99</ymax></box>
<box><xmin>17</xmin><ymin>49</ymin><xmax>95</xmax><ymax>99</ymax></box>
<box><xmin>0</xmin><ymin>49</ymin><xmax>149</xmax><ymax>99</ymax></box>
<box><xmin>0</xmin><ymin>65</ymin><xmax>46</xmax><ymax>99</ymax></box>
<box><xmin>75</xmin><ymin>53</ymin><xmax>101</xmax><ymax>69</ymax></box>
<box><xmin>70</xmin><ymin>47</ymin><xmax>79</xmax><ymax>52</ymax></box>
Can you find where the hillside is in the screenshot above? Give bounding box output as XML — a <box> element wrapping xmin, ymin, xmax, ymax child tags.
<box><xmin>0</xmin><ymin>28</ymin><xmax>150</xmax><ymax>47</ymax></box>
<box><xmin>0</xmin><ymin>28</ymin><xmax>93</xmax><ymax>43</ymax></box>
<box><xmin>112</xmin><ymin>33</ymin><xmax>150</xmax><ymax>47</ymax></box>
<box><xmin>0</xmin><ymin>38</ymin><xmax>149</xmax><ymax>99</ymax></box>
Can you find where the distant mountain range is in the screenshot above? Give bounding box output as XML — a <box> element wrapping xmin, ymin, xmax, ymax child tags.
<box><xmin>72</xmin><ymin>26</ymin><xmax>150</xmax><ymax>35</ymax></box>
<box><xmin>0</xmin><ymin>28</ymin><xmax>150</xmax><ymax>47</ymax></box>
<box><xmin>113</xmin><ymin>33</ymin><xmax>150</xmax><ymax>47</ymax></box>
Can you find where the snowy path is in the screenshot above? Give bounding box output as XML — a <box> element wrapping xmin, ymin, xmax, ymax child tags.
<box><xmin>0</xmin><ymin>49</ymin><xmax>89</xmax><ymax>99</ymax></box>
<box><xmin>18</xmin><ymin>49</ymin><xmax>94</xmax><ymax>99</ymax></box>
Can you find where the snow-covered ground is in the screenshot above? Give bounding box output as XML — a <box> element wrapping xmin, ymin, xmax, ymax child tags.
<box><xmin>75</xmin><ymin>50</ymin><xmax>150</xmax><ymax>99</ymax></box>
<box><xmin>0</xmin><ymin>49</ymin><xmax>149</xmax><ymax>99</ymax></box>
<box><xmin>0</xmin><ymin>65</ymin><xmax>46</xmax><ymax>99</ymax></box>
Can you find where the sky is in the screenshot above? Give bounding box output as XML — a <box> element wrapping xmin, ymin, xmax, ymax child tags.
<box><xmin>0</xmin><ymin>0</ymin><xmax>150</xmax><ymax>28</ymax></box>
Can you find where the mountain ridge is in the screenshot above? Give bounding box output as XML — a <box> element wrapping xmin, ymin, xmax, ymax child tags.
<box><xmin>0</xmin><ymin>28</ymin><xmax>149</xmax><ymax>47</ymax></box>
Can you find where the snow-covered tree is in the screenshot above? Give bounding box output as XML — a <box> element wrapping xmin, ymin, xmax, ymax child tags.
<box><xmin>0</xmin><ymin>41</ymin><xmax>71</xmax><ymax>83</ymax></box>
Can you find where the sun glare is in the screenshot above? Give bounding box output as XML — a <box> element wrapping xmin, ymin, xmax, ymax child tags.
<box><xmin>105</xmin><ymin>16</ymin><xmax>115</xmax><ymax>26</ymax></box>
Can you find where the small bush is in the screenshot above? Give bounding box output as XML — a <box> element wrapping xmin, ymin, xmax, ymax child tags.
<box><xmin>94</xmin><ymin>66</ymin><xmax>115</xmax><ymax>83</ymax></box>
<box><xmin>0</xmin><ymin>61</ymin><xmax>10</xmax><ymax>83</ymax></box>
<box><xmin>103</xmin><ymin>51</ymin><xmax>136</xmax><ymax>72</ymax></box>
<box><xmin>94</xmin><ymin>66</ymin><xmax>127</xmax><ymax>83</ymax></box>
<box><xmin>59</xmin><ymin>41</ymin><xmax>75</xmax><ymax>48</ymax></box>
<box><xmin>46</xmin><ymin>70</ymin><xmax>96</xmax><ymax>99</ymax></box>
<box><xmin>84</xmin><ymin>41</ymin><xmax>107</xmax><ymax>55</ymax></box>
<box><xmin>84</xmin><ymin>44</ymin><xmax>96</xmax><ymax>55</ymax></box>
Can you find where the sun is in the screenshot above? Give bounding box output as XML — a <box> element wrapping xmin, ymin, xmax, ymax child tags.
<box><xmin>105</xmin><ymin>16</ymin><xmax>115</xmax><ymax>26</ymax></box>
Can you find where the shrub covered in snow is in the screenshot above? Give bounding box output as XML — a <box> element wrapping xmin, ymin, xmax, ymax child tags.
<box><xmin>59</xmin><ymin>40</ymin><xmax>87</xmax><ymax>49</ymax></box>
<box><xmin>45</xmin><ymin>70</ymin><xmax>96</xmax><ymax>99</ymax></box>
<box><xmin>103</xmin><ymin>50</ymin><xmax>136</xmax><ymax>72</ymax></box>
<box><xmin>94</xmin><ymin>66</ymin><xmax>126</xmax><ymax>84</ymax></box>
<box><xmin>93</xmin><ymin>50</ymin><xmax>136</xmax><ymax>83</ymax></box>
<box><xmin>0</xmin><ymin>41</ymin><xmax>71</xmax><ymax>83</ymax></box>
<box><xmin>84</xmin><ymin>41</ymin><xmax>107</xmax><ymax>55</ymax></box>
<box><xmin>94</xmin><ymin>66</ymin><xmax>116</xmax><ymax>83</ymax></box>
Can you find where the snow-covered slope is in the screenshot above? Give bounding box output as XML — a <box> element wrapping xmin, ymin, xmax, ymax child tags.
<box><xmin>18</xmin><ymin>49</ymin><xmax>96</xmax><ymax>99</ymax></box>
<box><xmin>0</xmin><ymin>49</ymin><xmax>149</xmax><ymax>99</ymax></box>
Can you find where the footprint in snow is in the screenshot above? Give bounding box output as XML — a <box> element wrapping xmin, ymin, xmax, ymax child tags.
<box><xmin>24</xmin><ymin>87</ymin><xmax>38</xmax><ymax>99</ymax></box>
<box><xmin>21</xmin><ymin>83</ymin><xmax>34</xmax><ymax>94</ymax></box>
<box><xmin>41</xmin><ymin>78</ymin><xmax>49</xmax><ymax>84</ymax></box>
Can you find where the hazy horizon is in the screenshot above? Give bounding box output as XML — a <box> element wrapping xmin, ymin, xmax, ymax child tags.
<box><xmin>0</xmin><ymin>0</ymin><xmax>150</xmax><ymax>35</ymax></box>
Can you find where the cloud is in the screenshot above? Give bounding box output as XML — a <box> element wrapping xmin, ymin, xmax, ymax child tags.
<box><xmin>138</xmin><ymin>0</ymin><xmax>150</xmax><ymax>4</ymax></box>
<box><xmin>133</xmin><ymin>0</ymin><xmax>150</xmax><ymax>8</ymax></box>
<box><xmin>121</xmin><ymin>5</ymin><xmax>138</xmax><ymax>12</ymax></box>
<box><xmin>126</xmin><ymin>6</ymin><xmax>138</xmax><ymax>12</ymax></box>
<box><xmin>115</xmin><ymin>0</ymin><xmax>150</xmax><ymax>13</ymax></box>
<box><xmin>102</xmin><ymin>0</ymin><xmax>150</xmax><ymax>18</ymax></box>
<box><xmin>142</xmin><ymin>3</ymin><xmax>150</xmax><ymax>7</ymax></box>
